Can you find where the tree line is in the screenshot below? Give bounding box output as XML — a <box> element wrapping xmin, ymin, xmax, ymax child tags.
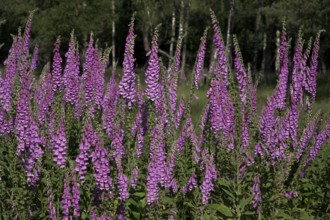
<box><xmin>0</xmin><ymin>0</ymin><xmax>329</xmax><ymax>76</ymax></box>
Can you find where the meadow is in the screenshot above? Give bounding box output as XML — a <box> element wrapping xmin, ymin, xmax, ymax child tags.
<box><xmin>0</xmin><ymin>10</ymin><xmax>329</xmax><ymax>220</ymax></box>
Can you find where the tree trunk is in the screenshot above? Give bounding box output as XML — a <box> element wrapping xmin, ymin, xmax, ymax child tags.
<box><xmin>178</xmin><ymin>1</ymin><xmax>184</xmax><ymax>39</ymax></box>
<box><xmin>142</xmin><ymin>25</ymin><xmax>151</xmax><ymax>53</ymax></box>
<box><xmin>168</xmin><ymin>11</ymin><xmax>176</xmax><ymax>69</ymax></box>
<box><xmin>275</xmin><ymin>30</ymin><xmax>280</xmax><ymax>74</ymax></box>
<box><xmin>261</xmin><ymin>32</ymin><xmax>267</xmax><ymax>76</ymax></box>
<box><xmin>226</xmin><ymin>0</ymin><xmax>235</xmax><ymax>65</ymax></box>
<box><xmin>252</xmin><ymin>10</ymin><xmax>261</xmax><ymax>74</ymax></box>
<box><xmin>111</xmin><ymin>0</ymin><xmax>116</xmax><ymax>70</ymax></box>
<box><xmin>180</xmin><ymin>0</ymin><xmax>191</xmax><ymax>83</ymax></box>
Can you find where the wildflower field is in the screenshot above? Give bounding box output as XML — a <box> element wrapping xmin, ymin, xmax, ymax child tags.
<box><xmin>0</xmin><ymin>10</ymin><xmax>329</xmax><ymax>219</ymax></box>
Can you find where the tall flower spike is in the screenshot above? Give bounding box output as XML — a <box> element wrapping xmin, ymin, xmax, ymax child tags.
<box><xmin>92</xmin><ymin>137</ymin><xmax>113</xmax><ymax>190</ymax></box>
<box><xmin>52</xmin><ymin>37</ymin><xmax>63</xmax><ymax>92</ymax></box>
<box><xmin>146</xmin><ymin>157</ymin><xmax>159</xmax><ymax>205</ymax></box>
<box><xmin>296</xmin><ymin>113</ymin><xmax>318</xmax><ymax>160</ymax></box>
<box><xmin>175</xmin><ymin>98</ymin><xmax>185</xmax><ymax>129</ymax></box>
<box><xmin>62</xmin><ymin>174</ymin><xmax>71</xmax><ymax>220</ymax></box>
<box><xmin>210</xmin><ymin>9</ymin><xmax>229</xmax><ymax>87</ymax></box>
<box><xmin>83</xmin><ymin>33</ymin><xmax>95</xmax><ymax>107</ymax></box>
<box><xmin>291</xmin><ymin>29</ymin><xmax>304</xmax><ymax>105</ymax></box>
<box><xmin>47</xmin><ymin>180</ymin><xmax>57</xmax><ymax>220</ymax></box>
<box><xmin>52</xmin><ymin>121</ymin><xmax>67</xmax><ymax>168</ymax></box>
<box><xmin>71</xmin><ymin>173</ymin><xmax>81</xmax><ymax>217</ymax></box>
<box><xmin>306</xmin><ymin>30</ymin><xmax>323</xmax><ymax>100</ymax></box>
<box><xmin>252</xmin><ymin>176</ymin><xmax>262</xmax><ymax>213</ymax></box>
<box><xmin>145</xmin><ymin>24</ymin><xmax>161</xmax><ymax>102</ymax></box>
<box><xmin>95</xmin><ymin>48</ymin><xmax>109</xmax><ymax>109</ymax></box>
<box><xmin>194</xmin><ymin>27</ymin><xmax>208</xmax><ymax>89</ymax></box>
<box><xmin>247</xmin><ymin>65</ymin><xmax>258</xmax><ymax>115</ymax></box>
<box><xmin>200</xmin><ymin>152</ymin><xmax>217</xmax><ymax>205</ymax></box>
<box><xmin>117</xmin><ymin>172</ymin><xmax>129</xmax><ymax>201</ymax></box>
<box><xmin>168</xmin><ymin>36</ymin><xmax>183</xmax><ymax>114</ymax></box>
<box><xmin>36</xmin><ymin>64</ymin><xmax>54</xmax><ymax>123</ymax></box>
<box><xmin>307</xmin><ymin>120</ymin><xmax>330</xmax><ymax>163</ymax></box>
<box><xmin>30</xmin><ymin>43</ymin><xmax>39</xmax><ymax>72</ymax></box>
<box><xmin>22</xmin><ymin>10</ymin><xmax>36</xmax><ymax>56</ymax></box>
<box><xmin>1</xmin><ymin>37</ymin><xmax>19</xmax><ymax>111</ymax></box>
<box><xmin>63</xmin><ymin>31</ymin><xmax>79</xmax><ymax>105</ymax></box>
<box><xmin>75</xmin><ymin>123</ymin><xmax>94</xmax><ymax>182</ymax></box>
<box><xmin>233</xmin><ymin>35</ymin><xmax>248</xmax><ymax>106</ymax></box>
<box><xmin>119</xmin><ymin>14</ymin><xmax>137</xmax><ymax>108</ymax></box>
<box><xmin>273</xmin><ymin>21</ymin><xmax>288</xmax><ymax>110</ymax></box>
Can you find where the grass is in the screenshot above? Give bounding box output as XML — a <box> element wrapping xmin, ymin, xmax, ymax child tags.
<box><xmin>109</xmin><ymin>67</ymin><xmax>329</xmax><ymax>126</ymax></box>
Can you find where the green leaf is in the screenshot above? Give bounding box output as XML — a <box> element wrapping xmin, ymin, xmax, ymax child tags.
<box><xmin>277</xmin><ymin>210</ymin><xmax>294</xmax><ymax>220</ymax></box>
<box><xmin>133</xmin><ymin>192</ymin><xmax>145</xmax><ymax>198</ymax></box>
<box><xmin>239</xmin><ymin>196</ymin><xmax>252</xmax><ymax>211</ymax></box>
<box><xmin>221</xmin><ymin>188</ymin><xmax>235</xmax><ymax>200</ymax></box>
<box><xmin>131</xmin><ymin>211</ymin><xmax>140</xmax><ymax>219</ymax></box>
<box><xmin>139</xmin><ymin>197</ymin><xmax>146</xmax><ymax>209</ymax></box>
<box><xmin>207</xmin><ymin>204</ymin><xmax>233</xmax><ymax>217</ymax></box>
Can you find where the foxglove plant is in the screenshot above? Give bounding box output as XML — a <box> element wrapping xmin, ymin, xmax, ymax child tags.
<box><xmin>92</xmin><ymin>138</ymin><xmax>113</xmax><ymax>190</ymax></box>
<box><xmin>52</xmin><ymin>121</ymin><xmax>67</xmax><ymax>168</ymax></box>
<box><xmin>119</xmin><ymin>15</ymin><xmax>137</xmax><ymax>108</ymax></box>
<box><xmin>175</xmin><ymin>98</ymin><xmax>185</xmax><ymax>129</ymax></box>
<box><xmin>82</xmin><ymin>34</ymin><xmax>95</xmax><ymax>109</ymax></box>
<box><xmin>194</xmin><ymin>28</ymin><xmax>208</xmax><ymax>89</ymax></box>
<box><xmin>62</xmin><ymin>175</ymin><xmax>71</xmax><ymax>220</ymax></box>
<box><xmin>252</xmin><ymin>176</ymin><xmax>261</xmax><ymax>213</ymax></box>
<box><xmin>210</xmin><ymin>9</ymin><xmax>229</xmax><ymax>87</ymax></box>
<box><xmin>52</xmin><ymin>37</ymin><xmax>62</xmax><ymax>92</ymax></box>
<box><xmin>168</xmin><ymin>37</ymin><xmax>183</xmax><ymax>114</ymax></box>
<box><xmin>233</xmin><ymin>35</ymin><xmax>248</xmax><ymax>106</ymax></box>
<box><xmin>63</xmin><ymin>32</ymin><xmax>79</xmax><ymax>105</ymax></box>
<box><xmin>117</xmin><ymin>172</ymin><xmax>129</xmax><ymax>201</ymax></box>
<box><xmin>47</xmin><ymin>181</ymin><xmax>57</xmax><ymax>220</ymax></box>
<box><xmin>71</xmin><ymin>173</ymin><xmax>81</xmax><ymax>217</ymax></box>
<box><xmin>75</xmin><ymin>123</ymin><xmax>94</xmax><ymax>182</ymax></box>
<box><xmin>273</xmin><ymin>23</ymin><xmax>288</xmax><ymax>110</ymax></box>
<box><xmin>200</xmin><ymin>152</ymin><xmax>217</xmax><ymax>205</ymax></box>
<box><xmin>145</xmin><ymin>25</ymin><xmax>161</xmax><ymax>102</ymax></box>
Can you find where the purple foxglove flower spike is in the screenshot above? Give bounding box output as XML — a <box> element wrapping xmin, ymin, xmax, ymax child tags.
<box><xmin>92</xmin><ymin>137</ymin><xmax>113</xmax><ymax>190</ymax></box>
<box><xmin>146</xmin><ymin>158</ymin><xmax>159</xmax><ymax>205</ymax></box>
<box><xmin>36</xmin><ymin>64</ymin><xmax>54</xmax><ymax>123</ymax></box>
<box><xmin>194</xmin><ymin>28</ymin><xmax>208</xmax><ymax>89</ymax></box>
<box><xmin>63</xmin><ymin>32</ymin><xmax>79</xmax><ymax>105</ymax></box>
<box><xmin>145</xmin><ymin>25</ymin><xmax>161</xmax><ymax>102</ymax></box>
<box><xmin>52</xmin><ymin>121</ymin><xmax>67</xmax><ymax>168</ymax></box>
<box><xmin>30</xmin><ymin>43</ymin><xmax>39</xmax><ymax>72</ymax></box>
<box><xmin>47</xmin><ymin>181</ymin><xmax>57</xmax><ymax>220</ymax></box>
<box><xmin>117</xmin><ymin>172</ymin><xmax>129</xmax><ymax>201</ymax></box>
<box><xmin>52</xmin><ymin>37</ymin><xmax>63</xmax><ymax>91</ymax></box>
<box><xmin>62</xmin><ymin>175</ymin><xmax>71</xmax><ymax>220</ymax></box>
<box><xmin>22</xmin><ymin>10</ymin><xmax>35</xmax><ymax>56</ymax></box>
<box><xmin>175</xmin><ymin>98</ymin><xmax>185</xmax><ymax>129</ymax></box>
<box><xmin>75</xmin><ymin>123</ymin><xmax>95</xmax><ymax>182</ymax></box>
<box><xmin>233</xmin><ymin>35</ymin><xmax>248</xmax><ymax>106</ymax></box>
<box><xmin>273</xmin><ymin>22</ymin><xmax>288</xmax><ymax>110</ymax></box>
<box><xmin>200</xmin><ymin>152</ymin><xmax>217</xmax><ymax>205</ymax></box>
<box><xmin>95</xmin><ymin>49</ymin><xmax>108</xmax><ymax>109</ymax></box>
<box><xmin>130</xmin><ymin>166</ymin><xmax>139</xmax><ymax>188</ymax></box>
<box><xmin>1</xmin><ymin>37</ymin><xmax>21</xmax><ymax>111</ymax></box>
<box><xmin>72</xmin><ymin>174</ymin><xmax>81</xmax><ymax>217</ymax></box>
<box><xmin>119</xmin><ymin>15</ymin><xmax>137</xmax><ymax>109</ymax></box>
<box><xmin>305</xmin><ymin>31</ymin><xmax>323</xmax><ymax>100</ymax></box>
<box><xmin>168</xmin><ymin>37</ymin><xmax>183</xmax><ymax>114</ymax></box>
<box><xmin>82</xmin><ymin>33</ymin><xmax>95</xmax><ymax>110</ymax></box>
<box><xmin>210</xmin><ymin>10</ymin><xmax>229</xmax><ymax>87</ymax></box>
<box><xmin>307</xmin><ymin>120</ymin><xmax>330</xmax><ymax>163</ymax></box>
<box><xmin>252</xmin><ymin>176</ymin><xmax>262</xmax><ymax>213</ymax></box>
